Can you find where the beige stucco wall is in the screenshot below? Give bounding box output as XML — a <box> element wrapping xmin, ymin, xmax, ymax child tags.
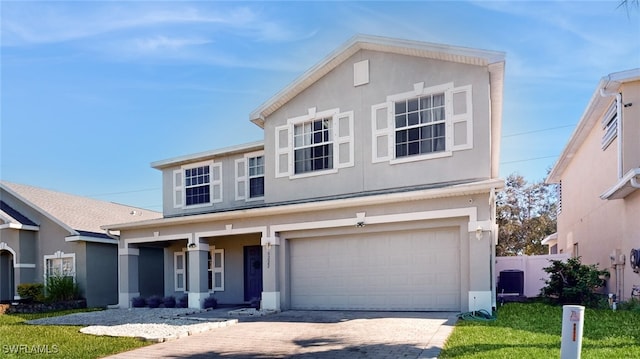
<box><xmin>556</xmin><ymin>79</ymin><xmax>640</xmax><ymax>301</ymax></box>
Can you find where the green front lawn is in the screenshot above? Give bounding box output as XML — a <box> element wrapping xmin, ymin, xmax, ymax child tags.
<box><xmin>440</xmin><ymin>302</ymin><xmax>640</xmax><ymax>358</ymax></box>
<box><xmin>0</xmin><ymin>309</ymin><xmax>150</xmax><ymax>359</ymax></box>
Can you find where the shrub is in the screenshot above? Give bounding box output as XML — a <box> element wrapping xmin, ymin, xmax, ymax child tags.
<box><xmin>203</xmin><ymin>296</ymin><xmax>217</xmax><ymax>309</ymax></box>
<box><xmin>163</xmin><ymin>296</ymin><xmax>176</xmax><ymax>308</ymax></box>
<box><xmin>540</xmin><ymin>256</ymin><xmax>609</xmax><ymax>308</ymax></box>
<box><xmin>147</xmin><ymin>295</ymin><xmax>162</xmax><ymax>308</ymax></box>
<box><xmin>45</xmin><ymin>275</ymin><xmax>80</xmax><ymax>302</ymax></box>
<box><xmin>178</xmin><ymin>294</ymin><xmax>188</xmax><ymax>308</ymax></box>
<box><xmin>17</xmin><ymin>283</ymin><xmax>44</xmax><ymax>302</ymax></box>
<box><xmin>619</xmin><ymin>297</ymin><xmax>640</xmax><ymax>311</ymax></box>
<box><xmin>131</xmin><ymin>296</ymin><xmax>146</xmax><ymax>308</ymax></box>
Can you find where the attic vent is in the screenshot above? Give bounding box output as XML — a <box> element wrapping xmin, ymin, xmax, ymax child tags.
<box><xmin>353</xmin><ymin>60</ymin><xmax>369</xmax><ymax>87</ymax></box>
<box><xmin>601</xmin><ymin>100</ymin><xmax>618</xmax><ymax>150</ymax></box>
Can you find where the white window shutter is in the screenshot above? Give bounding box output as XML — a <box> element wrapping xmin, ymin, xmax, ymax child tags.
<box><xmin>213</xmin><ymin>249</ymin><xmax>224</xmax><ymax>291</ymax></box>
<box><xmin>371</xmin><ymin>102</ymin><xmax>392</xmax><ymax>163</ymax></box>
<box><xmin>275</xmin><ymin>125</ymin><xmax>291</xmax><ymax>178</ymax></box>
<box><xmin>174</xmin><ymin>252</ymin><xmax>185</xmax><ymax>292</ymax></box>
<box><xmin>335</xmin><ymin>110</ymin><xmax>354</xmax><ymax>168</ymax></box>
<box><xmin>235</xmin><ymin>158</ymin><xmax>247</xmax><ymax>201</ymax></box>
<box><xmin>449</xmin><ymin>85</ymin><xmax>473</xmax><ymax>151</ymax></box>
<box><xmin>173</xmin><ymin>169</ymin><xmax>184</xmax><ymax>208</ymax></box>
<box><xmin>211</xmin><ymin>162</ymin><xmax>223</xmax><ymax>203</ymax></box>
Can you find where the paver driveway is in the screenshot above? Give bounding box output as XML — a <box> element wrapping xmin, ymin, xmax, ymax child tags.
<box><xmin>104</xmin><ymin>310</ymin><xmax>457</xmax><ymax>359</ymax></box>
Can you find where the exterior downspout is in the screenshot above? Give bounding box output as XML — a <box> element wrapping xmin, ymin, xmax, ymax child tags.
<box><xmin>600</xmin><ymin>86</ymin><xmax>623</xmax><ymax>179</ymax></box>
<box><xmin>489</xmin><ymin>187</ymin><xmax>497</xmax><ymax>310</ymax></box>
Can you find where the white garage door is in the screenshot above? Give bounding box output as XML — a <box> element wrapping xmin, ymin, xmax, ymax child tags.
<box><xmin>290</xmin><ymin>228</ymin><xmax>460</xmax><ymax>311</ymax></box>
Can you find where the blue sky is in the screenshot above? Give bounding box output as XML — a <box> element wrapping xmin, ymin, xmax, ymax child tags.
<box><xmin>1</xmin><ymin>1</ymin><xmax>639</xmax><ymax>211</ymax></box>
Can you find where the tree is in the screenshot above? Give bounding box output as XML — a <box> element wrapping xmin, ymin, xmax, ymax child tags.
<box><xmin>496</xmin><ymin>173</ymin><xmax>557</xmax><ymax>256</ymax></box>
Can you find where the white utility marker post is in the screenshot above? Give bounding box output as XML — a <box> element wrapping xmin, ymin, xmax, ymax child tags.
<box><xmin>560</xmin><ymin>305</ymin><xmax>585</xmax><ymax>359</ymax></box>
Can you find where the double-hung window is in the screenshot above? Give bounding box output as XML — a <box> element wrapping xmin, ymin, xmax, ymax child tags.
<box><xmin>185</xmin><ymin>165</ymin><xmax>210</xmax><ymax>206</ymax></box>
<box><xmin>248</xmin><ymin>156</ymin><xmax>264</xmax><ymax>198</ymax></box>
<box><xmin>235</xmin><ymin>153</ymin><xmax>265</xmax><ymax>201</ymax></box>
<box><xmin>173</xmin><ymin>161</ymin><xmax>222</xmax><ymax>208</ymax></box>
<box><xmin>294</xmin><ymin>118</ymin><xmax>333</xmax><ymax>174</ymax></box>
<box><xmin>274</xmin><ymin>107</ymin><xmax>353</xmax><ymax>178</ymax></box>
<box><xmin>371</xmin><ymin>82</ymin><xmax>472</xmax><ymax>164</ymax></box>
<box><xmin>394</xmin><ymin>93</ymin><xmax>446</xmax><ymax>157</ymax></box>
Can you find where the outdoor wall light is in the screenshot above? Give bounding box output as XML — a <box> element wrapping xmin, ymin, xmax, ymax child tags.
<box><xmin>475</xmin><ymin>226</ymin><xmax>484</xmax><ymax>241</ymax></box>
<box><xmin>187</xmin><ymin>242</ymin><xmax>197</xmax><ymax>249</ymax></box>
<box><xmin>356</xmin><ymin>221</ymin><xmax>366</xmax><ymax>228</ymax></box>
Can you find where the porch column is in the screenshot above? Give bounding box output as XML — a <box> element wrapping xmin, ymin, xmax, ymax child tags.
<box><xmin>118</xmin><ymin>247</ymin><xmax>139</xmax><ymax>308</ymax></box>
<box><xmin>261</xmin><ymin>236</ymin><xmax>281</xmax><ymax>311</ymax></box>
<box><xmin>187</xmin><ymin>242</ymin><xmax>209</xmax><ymax>309</ymax></box>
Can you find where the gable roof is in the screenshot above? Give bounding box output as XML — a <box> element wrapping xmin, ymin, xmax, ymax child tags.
<box><xmin>0</xmin><ymin>181</ymin><xmax>161</xmax><ymax>240</ymax></box>
<box><xmin>0</xmin><ymin>200</ymin><xmax>38</xmax><ymax>229</ymax></box>
<box><xmin>547</xmin><ymin>68</ymin><xmax>640</xmax><ymax>183</ymax></box>
<box><xmin>249</xmin><ymin>34</ymin><xmax>506</xmax><ymax>128</ymax></box>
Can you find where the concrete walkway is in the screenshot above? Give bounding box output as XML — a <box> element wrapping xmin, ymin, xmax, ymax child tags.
<box><xmin>103</xmin><ymin>310</ymin><xmax>457</xmax><ymax>359</ymax></box>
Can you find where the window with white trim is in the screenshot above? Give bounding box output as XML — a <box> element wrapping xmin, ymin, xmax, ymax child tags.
<box><xmin>274</xmin><ymin>107</ymin><xmax>353</xmax><ymax>179</ymax></box>
<box><xmin>294</xmin><ymin>118</ymin><xmax>333</xmax><ymax>174</ymax></box>
<box><xmin>371</xmin><ymin>82</ymin><xmax>473</xmax><ymax>164</ymax></box>
<box><xmin>173</xmin><ymin>161</ymin><xmax>222</xmax><ymax>208</ymax></box>
<box><xmin>235</xmin><ymin>152</ymin><xmax>265</xmax><ymax>201</ymax></box>
<box><xmin>44</xmin><ymin>251</ymin><xmax>75</xmax><ymax>281</ymax></box>
<box><xmin>174</xmin><ymin>252</ymin><xmax>186</xmax><ymax>291</ymax></box>
<box><xmin>208</xmin><ymin>249</ymin><xmax>224</xmax><ymax>291</ymax></box>
<box><xmin>185</xmin><ymin>165</ymin><xmax>210</xmax><ymax>206</ymax></box>
<box><xmin>394</xmin><ymin>93</ymin><xmax>446</xmax><ymax>157</ymax></box>
<box><xmin>248</xmin><ymin>156</ymin><xmax>264</xmax><ymax>198</ymax></box>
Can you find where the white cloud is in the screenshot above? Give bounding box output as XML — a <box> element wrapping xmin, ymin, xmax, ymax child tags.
<box><xmin>132</xmin><ymin>35</ymin><xmax>212</xmax><ymax>52</ymax></box>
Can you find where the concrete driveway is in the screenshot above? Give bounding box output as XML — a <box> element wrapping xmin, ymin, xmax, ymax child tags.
<box><xmin>104</xmin><ymin>310</ymin><xmax>457</xmax><ymax>359</ymax></box>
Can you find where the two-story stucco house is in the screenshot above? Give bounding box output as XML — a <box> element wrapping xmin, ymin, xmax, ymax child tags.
<box><xmin>0</xmin><ymin>181</ymin><xmax>160</xmax><ymax>307</ymax></box>
<box><xmin>547</xmin><ymin>68</ymin><xmax>640</xmax><ymax>302</ymax></box>
<box><xmin>105</xmin><ymin>35</ymin><xmax>506</xmax><ymax>313</ymax></box>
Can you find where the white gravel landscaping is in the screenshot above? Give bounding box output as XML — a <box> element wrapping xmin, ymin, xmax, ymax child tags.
<box><xmin>26</xmin><ymin>308</ymin><xmax>238</xmax><ymax>342</ymax></box>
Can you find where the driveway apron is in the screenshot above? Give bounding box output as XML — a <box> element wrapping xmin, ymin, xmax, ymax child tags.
<box><xmin>103</xmin><ymin>310</ymin><xmax>457</xmax><ymax>359</ymax></box>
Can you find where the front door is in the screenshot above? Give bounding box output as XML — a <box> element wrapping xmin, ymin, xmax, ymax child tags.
<box><xmin>243</xmin><ymin>246</ymin><xmax>263</xmax><ymax>302</ymax></box>
<box><xmin>0</xmin><ymin>251</ymin><xmax>14</xmax><ymax>302</ymax></box>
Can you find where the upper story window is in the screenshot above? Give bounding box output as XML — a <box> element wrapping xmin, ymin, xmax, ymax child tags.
<box><xmin>173</xmin><ymin>161</ymin><xmax>222</xmax><ymax>209</ymax></box>
<box><xmin>294</xmin><ymin>118</ymin><xmax>333</xmax><ymax>174</ymax></box>
<box><xmin>394</xmin><ymin>93</ymin><xmax>446</xmax><ymax>157</ymax></box>
<box><xmin>372</xmin><ymin>82</ymin><xmax>473</xmax><ymax>164</ymax></box>
<box><xmin>235</xmin><ymin>152</ymin><xmax>265</xmax><ymax>201</ymax></box>
<box><xmin>185</xmin><ymin>165</ymin><xmax>210</xmax><ymax>206</ymax></box>
<box><xmin>274</xmin><ymin>107</ymin><xmax>353</xmax><ymax>179</ymax></box>
<box><xmin>248</xmin><ymin>156</ymin><xmax>264</xmax><ymax>198</ymax></box>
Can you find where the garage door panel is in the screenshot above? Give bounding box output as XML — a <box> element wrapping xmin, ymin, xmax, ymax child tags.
<box><xmin>290</xmin><ymin>228</ymin><xmax>460</xmax><ymax>311</ymax></box>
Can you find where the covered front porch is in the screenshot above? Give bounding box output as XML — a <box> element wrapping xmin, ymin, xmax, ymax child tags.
<box><xmin>118</xmin><ymin>226</ymin><xmax>282</xmax><ymax>310</ymax></box>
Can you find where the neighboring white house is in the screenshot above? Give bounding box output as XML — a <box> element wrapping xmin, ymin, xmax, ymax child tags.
<box><xmin>105</xmin><ymin>35</ymin><xmax>506</xmax><ymax>313</ymax></box>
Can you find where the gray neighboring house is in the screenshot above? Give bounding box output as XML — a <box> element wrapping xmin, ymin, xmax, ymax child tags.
<box><xmin>0</xmin><ymin>181</ymin><xmax>160</xmax><ymax>307</ymax></box>
<box><xmin>106</xmin><ymin>35</ymin><xmax>506</xmax><ymax>313</ymax></box>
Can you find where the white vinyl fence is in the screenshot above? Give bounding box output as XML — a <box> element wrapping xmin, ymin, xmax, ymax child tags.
<box><xmin>496</xmin><ymin>254</ymin><xmax>570</xmax><ymax>297</ymax></box>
